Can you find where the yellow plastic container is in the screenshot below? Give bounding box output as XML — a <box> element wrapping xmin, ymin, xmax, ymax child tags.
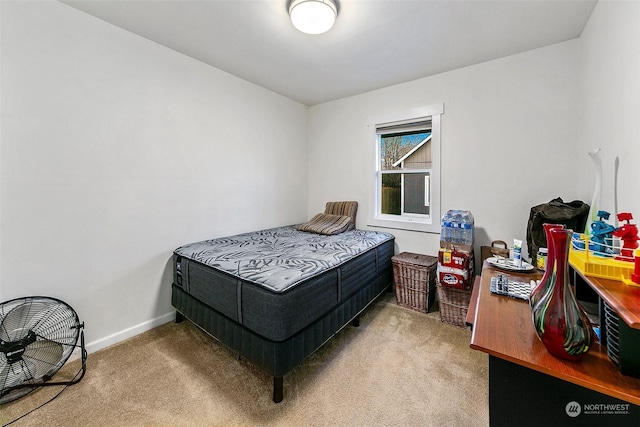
<box><xmin>568</xmin><ymin>234</ymin><xmax>637</xmax><ymax>286</ymax></box>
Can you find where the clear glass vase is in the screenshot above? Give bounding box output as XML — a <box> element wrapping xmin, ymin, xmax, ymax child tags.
<box><xmin>531</xmin><ymin>228</ymin><xmax>593</xmax><ymax>361</ymax></box>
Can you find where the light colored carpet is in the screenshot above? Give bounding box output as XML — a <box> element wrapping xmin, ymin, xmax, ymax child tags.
<box><xmin>2</xmin><ymin>294</ymin><xmax>489</xmax><ymax>426</ymax></box>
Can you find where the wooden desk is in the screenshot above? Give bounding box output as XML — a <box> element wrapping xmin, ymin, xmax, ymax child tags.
<box><xmin>470</xmin><ymin>263</ymin><xmax>640</xmax><ymax>426</ymax></box>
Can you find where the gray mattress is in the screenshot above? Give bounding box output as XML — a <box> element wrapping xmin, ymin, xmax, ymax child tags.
<box><xmin>173</xmin><ymin>226</ymin><xmax>395</xmax><ymax>342</ymax></box>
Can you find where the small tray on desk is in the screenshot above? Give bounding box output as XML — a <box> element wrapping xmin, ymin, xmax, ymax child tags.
<box><xmin>486</xmin><ymin>256</ymin><xmax>535</xmax><ymax>272</ymax></box>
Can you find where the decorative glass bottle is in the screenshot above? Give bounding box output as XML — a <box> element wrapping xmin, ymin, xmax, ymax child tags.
<box><xmin>529</xmin><ymin>223</ymin><xmax>565</xmax><ymax>310</ymax></box>
<box><xmin>585</xmin><ymin>148</ymin><xmax>603</xmax><ymax>237</ymax></box>
<box><xmin>531</xmin><ymin>228</ymin><xmax>593</xmax><ymax>361</ymax></box>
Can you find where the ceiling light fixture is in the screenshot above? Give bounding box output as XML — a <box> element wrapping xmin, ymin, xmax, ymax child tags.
<box><xmin>289</xmin><ymin>0</ymin><xmax>338</xmax><ymax>35</ymax></box>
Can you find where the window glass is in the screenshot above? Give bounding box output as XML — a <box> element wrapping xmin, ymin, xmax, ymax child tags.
<box><xmin>380</xmin><ymin>130</ymin><xmax>431</xmax><ymax>218</ymax></box>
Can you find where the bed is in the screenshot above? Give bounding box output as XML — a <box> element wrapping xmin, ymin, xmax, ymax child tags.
<box><xmin>171</xmin><ymin>201</ymin><xmax>395</xmax><ymax>402</ymax></box>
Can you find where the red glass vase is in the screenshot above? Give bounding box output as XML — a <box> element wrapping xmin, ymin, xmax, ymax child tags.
<box><xmin>529</xmin><ymin>223</ymin><xmax>565</xmax><ymax>310</ymax></box>
<box><xmin>531</xmin><ymin>228</ymin><xmax>593</xmax><ymax>361</ymax></box>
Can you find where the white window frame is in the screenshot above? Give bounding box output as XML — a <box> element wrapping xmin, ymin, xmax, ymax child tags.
<box><xmin>367</xmin><ymin>104</ymin><xmax>443</xmax><ymax>233</ymax></box>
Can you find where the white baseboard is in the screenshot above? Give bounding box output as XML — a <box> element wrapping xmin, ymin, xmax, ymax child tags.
<box><xmin>69</xmin><ymin>311</ymin><xmax>176</xmax><ymax>362</ymax></box>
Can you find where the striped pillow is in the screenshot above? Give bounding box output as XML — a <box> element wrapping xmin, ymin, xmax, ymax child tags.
<box><xmin>324</xmin><ymin>201</ymin><xmax>358</xmax><ymax>230</ymax></box>
<box><xmin>296</xmin><ymin>213</ymin><xmax>353</xmax><ymax>235</ymax></box>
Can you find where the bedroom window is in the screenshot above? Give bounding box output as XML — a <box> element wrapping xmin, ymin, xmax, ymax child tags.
<box><xmin>368</xmin><ymin>104</ymin><xmax>443</xmax><ymax>233</ymax></box>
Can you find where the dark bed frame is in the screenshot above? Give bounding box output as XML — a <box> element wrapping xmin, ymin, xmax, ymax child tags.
<box><xmin>171</xmin><ymin>238</ymin><xmax>394</xmax><ymax>403</ymax></box>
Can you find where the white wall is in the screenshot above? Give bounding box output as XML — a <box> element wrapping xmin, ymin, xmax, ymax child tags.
<box><xmin>308</xmin><ymin>40</ymin><xmax>585</xmax><ymax>262</ymax></box>
<box><xmin>0</xmin><ymin>1</ymin><xmax>308</xmax><ymax>353</ymax></box>
<box><xmin>579</xmin><ymin>0</ymin><xmax>640</xmax><ymax>226</ymax></box>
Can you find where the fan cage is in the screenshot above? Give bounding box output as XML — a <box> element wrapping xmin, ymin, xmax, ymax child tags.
<box><xmin>1</xmin><ymin>296</ymin><xmax>85</xmax><ymax>405</ymax></box>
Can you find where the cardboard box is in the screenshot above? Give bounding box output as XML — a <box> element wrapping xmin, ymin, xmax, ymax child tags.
<box><xmin>438</xmin><ymin>247</ymin><xmax>475</xmax><ymax>289</ymax></box>
<box><xmin>439</xmin><ymin>247</ymin><xmax>471</xmax><ymax>271</ymax></box>
<box><xmin>439</xmin><ymin>240</ymin><xmax>474</xmax><ymax>255</ymax></box>
<box><xmin>438</xmin><ymin>267</ymin><xmax>471</xmax><ymax>290</ymax></box>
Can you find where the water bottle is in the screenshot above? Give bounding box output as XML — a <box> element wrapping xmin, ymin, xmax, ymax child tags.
<box><xmin>442</xmin><ymin>222</ymin><xmax>451</xmax><ymax>242</ymax></box>
<box><xmin>460</xmin><ymin>211</ymin><xmax>474</xmax><ymax>246</ymax></box>
<box><xmin>441</xmin><ymin>210</ymin><xmax>474</xmax><ymax>245</ymax></box>
<box><xmin>453</xmin><ymin>211</ymin><xmax>463</xmax><ymax>244</ymax></box>
<box><xmin>441</xmin><ymin>211</ymin><xmax>453</xmax><ymax>242</ymax></box>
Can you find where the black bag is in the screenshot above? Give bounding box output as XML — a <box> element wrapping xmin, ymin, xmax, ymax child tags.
<box><xmin>526</xmin><ymin>197</ymin><xmax>589</xmax><ymax>266</ymax></box>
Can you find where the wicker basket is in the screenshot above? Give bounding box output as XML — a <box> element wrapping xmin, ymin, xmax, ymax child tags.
<box><xmin>392</xmin><ymin>252</ymin><xmax>438</xmax><ymax>313</ymax></box>
<box><xmin>436</xmin><ymin>283</ymin><xmax>473</xmax><ymax>327</ymax></box>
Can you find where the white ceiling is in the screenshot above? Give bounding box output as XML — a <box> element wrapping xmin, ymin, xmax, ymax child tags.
<box><xmin>61</xmin><ymin>0</ymin><xmax>598</xmax><ymax>106</ymax></box>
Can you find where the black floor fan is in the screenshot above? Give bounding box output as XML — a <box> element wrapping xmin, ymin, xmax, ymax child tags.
<box><xmin>0</xmin><ymin>296</ymin><xmax>87</xmax><ymax>405</ymax></box>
